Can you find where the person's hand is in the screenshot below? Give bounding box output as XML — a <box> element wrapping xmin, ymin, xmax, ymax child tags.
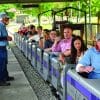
<box><xmin>7</xmin><ymin>36</ymin><xmax>12</xmax><ymax>41</ymax></box>
<box><xmin>59</xmin><ymin>53</ymin><xmax>65</xmax><ymax>64</ymax></box>
<box><xmin>83</xmin><ymin>66</ymin><xmax>94</xmax><ymax>73</ymax></box>
<box><xmin>54</xmin><ymin>36</ymin><xmax>61</xmax><ymax>44</ymax></box>
<box><xmin>44</xmin><ymin>48</ymin><xmax>52</xmax><ymax>52</ymax></box>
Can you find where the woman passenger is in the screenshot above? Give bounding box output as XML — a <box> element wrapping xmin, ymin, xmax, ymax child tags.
<box><xmin>59</xmin><ymin>35</ymin><xmax>87</xmax><ymax>64</ymax></box>
<box><xmin>70</xmin><ymin>36</ymin><xmax>87</xmax><ymax>64</ymax></box>
<box><xmin>61</xmin><ymin>36</ymin><xmax>87</xmax><ymax>87</ymax></box>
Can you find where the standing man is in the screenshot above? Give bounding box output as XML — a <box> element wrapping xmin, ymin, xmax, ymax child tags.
<box><xmin>0</xmin><ymin>12</ymin><xmax>14</xmax><ymax>86</ymax></box>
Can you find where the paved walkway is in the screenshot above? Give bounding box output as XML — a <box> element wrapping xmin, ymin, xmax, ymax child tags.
<box><xmin>0</xmin><ymin>49</ymin><xmax>38</xmax><ymax>100</ymax></box>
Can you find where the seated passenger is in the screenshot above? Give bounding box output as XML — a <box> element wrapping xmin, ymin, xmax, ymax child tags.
<box><xmin>26</xmin><ymin>24</ymin><xmax>37</xmax><ymax>38</ymax></box>
<box><xmin>68</xmin><ymin>35</ymin><xmax>87</xmax><ymax>64</ymax></box>
<box><xmin>27</xmin><ymin>31</ymin><xmax>35</xmax><ymax>42</ymax></box>
<box><xmin>18</xmin><ymin>26</ymin><xmax>28</xmax><ymax>37</ymax></box>
<box><xmin>43</xmin><ymin>29</ymin><xmax>50</xmax><ymax>40</ymax></box>
<box><xmin>76</xmin><ymin>33</ymin><xmax>100</xmax><ymax>79</ymax></box>
<box><xmin>28</xmin><ymin>26</ymin><xmax>43</xmax><ymax>42</ymax></box>
<box><xmin>51</xmin><ymin>25</ymin><xmax>73</xmax><ymax>56</ymax></box>
<box><xmin>44</xmin><ymin>30</ymin><xmax>57</xmax><ymax>52</ymax></box>
<box><xmin>61</xmin><ymin>36</ymin><xmax>87</xmax><ymax>87</ymax></box>
<box><xmin>28</xmin><ymin>24</ymin><xmax>37</xmax><ymax>35</ymax></box>
<box><xmin>39</xmin><ymin>29</ymin><xmax>50</xmax><ymax>48</ymax></box>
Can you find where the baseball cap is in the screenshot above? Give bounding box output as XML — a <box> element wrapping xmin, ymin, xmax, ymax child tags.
<box><xmin>96</xmin><ymin>33</ymin><xmax>100</xmax><ymax>41</ymax></box>
<box><xmin>0</xmin><ymin>12</ymin><xmax>9</xmax><ymax>19</ymax></box>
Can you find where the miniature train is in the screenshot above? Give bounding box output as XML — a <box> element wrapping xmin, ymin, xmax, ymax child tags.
<box><xmin>14</xmin><ymin>33</ymin><xmax>100</xmax><ymax>100</ymax></box>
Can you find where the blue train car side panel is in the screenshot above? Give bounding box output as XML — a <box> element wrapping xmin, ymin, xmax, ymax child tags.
<box><xmin>65</xmin><ymin>70</ymin><xmax>100</xmax><ymax>100</ymax></box>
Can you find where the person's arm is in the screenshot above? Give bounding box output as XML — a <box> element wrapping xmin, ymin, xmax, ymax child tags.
<box><xmin>51</xmin><ymin>42</ymin><xmax>61</xmax><ymax>52</ymax></box>
<box><xmin>76</xmin><ymin>64</ymin><xmax>94</xmax><ymax>73</ymax></box>
<box><xmin>44</xmin><ymin>48</ymin><xmax>52</xmax><ymax>52</ymax></box>
<box><xmin>0</xmin><ymin>25</ymin><xmax>12</xmax><ymax>41</ymax></box>
<box><xmin>39</xmin><ymin>38</ymin><xmax>44</xmax><ymax>48</ymax></box>
<box><xmin>58</xmin><ymin>49</ymin><xmax>71</xmax><ymax>64</ymax></box>
<box><xmin>76</xmin><ymin>49</ymin><xmax>94</xmax><ymax>73</ymax></box>
<box><xmin>0</xmin><ymin>37</ymin><xmax>7</xmax><ymax>41</ymax></box>
<box><xmin>0</xmin><ymin>36</ymin><xmax>12</xmax><ymax>41</ymax></box>
<box><xmin>79</xmin><ymin>66</ymin><xmax>94</xmax><ymax>73</ymax></box>
<box><xmin>58</xmin><ymin>53</ymin><xmax>65</xmax><ymax>64</ymax></box>
<box><xmin>51</xmin><ymin>37</ymin><xmax>61</xmax><ymax>52</ymax></box>
<box><xmin>63</xmin><ymin>49</ymin><xmax>71</xmax><ymax>56</ymax></box>
<box><xmin>7</xmin><ymin>36</ymin><xmax>12</xmax><ymax>41</ymax></box>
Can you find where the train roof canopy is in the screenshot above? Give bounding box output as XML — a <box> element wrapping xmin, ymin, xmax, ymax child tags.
<box><xmin>0</xmin><ymin>0</ymin><xmax>79</xmax><ymax>4</ymax></box>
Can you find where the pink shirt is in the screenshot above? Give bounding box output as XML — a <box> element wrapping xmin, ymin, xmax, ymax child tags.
<box><xmin>52</xmin><ymin>37</ymin><xmax>72</xmax><ymax>53</ymax></box>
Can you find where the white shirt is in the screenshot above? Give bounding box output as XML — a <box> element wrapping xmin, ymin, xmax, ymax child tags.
<box><xmin>28</xmin><ymin>34</ymin><xmax>43</xmax><ymax>42</ymax></box>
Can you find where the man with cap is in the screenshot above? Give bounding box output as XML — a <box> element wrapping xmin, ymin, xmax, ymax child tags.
<box><xmin>76</xmin><ymin>33</ymin><xmax>100</xmax><ymax>79</ymax></box>
<box><xmin>0</xmin><ymin>12</ymin><xmax>14</xmax><ymax>86</ymax></box>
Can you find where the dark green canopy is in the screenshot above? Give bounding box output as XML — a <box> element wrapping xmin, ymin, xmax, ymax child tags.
<box><xmin>0</xmin><ymin>0</ymin><xmax>79</xmax><ymax>4</ymax></box>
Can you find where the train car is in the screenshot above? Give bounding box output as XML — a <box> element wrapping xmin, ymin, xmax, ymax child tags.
<box><xmin>64</xmin><ymin>64</ymin><xmax>100</xmax><ymax>100</ymax></box>
<box><xmin>14</xmin><ymin>32</ymin><xmax>100</xmax><ymax>100</ymax></box>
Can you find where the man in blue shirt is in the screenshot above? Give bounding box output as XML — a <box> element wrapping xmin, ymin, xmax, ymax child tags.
<box><xmin>76</xmin><ymin>33</ymin><xmax>100</xmax><ymax>79</ymax></box>
<box><xmin>0</xmin><ymin>12</ymin><xmax>14</xmax><ymax>86</ymax></box>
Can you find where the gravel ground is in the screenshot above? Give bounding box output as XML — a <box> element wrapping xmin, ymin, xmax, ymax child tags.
<box><xmin>11</xmin><ymin>45</ymin><xmax>57</xmax><ymax>100</ymax></box>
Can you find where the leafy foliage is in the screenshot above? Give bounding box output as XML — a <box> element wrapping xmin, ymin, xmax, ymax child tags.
<box><xmin>0</xmin><ymin>0</ymin><xmax>100</xmax><ymax>18</ymax></box>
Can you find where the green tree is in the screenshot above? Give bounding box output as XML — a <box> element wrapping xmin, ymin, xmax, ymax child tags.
<box><xmin>0</xmin><ymin>1</ymin><xmax>100</xmax><ymax>18</ymax></box>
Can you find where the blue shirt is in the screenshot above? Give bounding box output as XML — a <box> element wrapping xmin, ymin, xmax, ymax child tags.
<box><xmin>79</xmin><ymin>47</ymin><xmax>100</xmax><ymax>79</ymax></box>
<box><xmin>0</xmin><ymin>21</ymin><xmax>8</xmax><ymax>46</ymax></box>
